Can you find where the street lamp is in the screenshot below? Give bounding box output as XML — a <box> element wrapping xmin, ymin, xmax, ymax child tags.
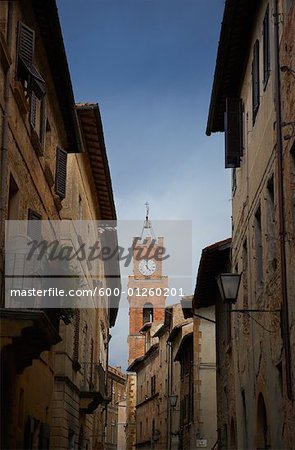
<box><xmin>216</xmin><ymin>273</ymin><xmax>241</xmax><ymax>304</ymax></box>
<box><xmin>168</xmin><ymin>394</ymin><xmax>178</xmax><ymax>408</ymax></box>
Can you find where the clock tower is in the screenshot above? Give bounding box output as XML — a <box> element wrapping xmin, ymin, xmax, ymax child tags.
<box><xmin>127</xmin><ymin>207</ymin><xmax>168</xmax><ymax>366</ymax></box>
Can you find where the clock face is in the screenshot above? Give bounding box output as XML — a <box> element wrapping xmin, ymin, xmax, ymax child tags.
<box><xmin>138</xmin><ymin>259</ymin><xmax>156</xmax><ymax>276</ymax></box>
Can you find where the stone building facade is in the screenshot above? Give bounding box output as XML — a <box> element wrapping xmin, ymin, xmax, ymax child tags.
<box><xmin>206</xmin><ymin>0</ymin><xmax>295</xmax><ymax>448</ymax></box>
<box><xmin>105</xmin><ymin>366</ymin><xmax>126</xmax><ymax>450</ymax></box>
<box><xmin>193</xmin><ymin>239</ymin><xmax>232</xmax><ymax>449</ymax></box>
<box><xmin>0</xmin><ymin>2</ymin><xmax>120</xmax><ymax>449</ymax></box>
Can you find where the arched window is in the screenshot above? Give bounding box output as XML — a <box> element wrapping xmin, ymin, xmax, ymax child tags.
<box><xmin>257</xmin><ymin>393</ymin><xmax>270</xmax><ymax>449</ymax></box>
<box><xmin>143</xmin><ymin>303</ymin><xmax>153</xmax><ymax>324</ymax></box>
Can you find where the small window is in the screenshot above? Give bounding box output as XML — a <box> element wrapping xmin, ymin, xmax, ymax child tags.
<box><xmin>254</xmin><ymin>206</ymin><xmax>263</xmax><ymax>286</ymax></box>
<box><xmin>224</xmin><ymin>98</ymin><xmax>243</xmax><ymax>168</ymax></box>
<box><xmin>263</xmin><ymin>6</ymin><xmax>270</xmax><ymax>88</ymax></box>
<box><xmin>252</xmin><ymin>40</ymin><xmax>260</xmax><ymax>124</ymax></box>
<box><xmin>143</xmin><ymin>302</ymin><xmax>153</xmax><ymax>323</ymax></box>
<box><xmin>8</xmin><ymin>175</ymin><xmax>20</xmax><ymax>220</ymax></box>
<box><xmin>151</xmin><ymin>375</ymin><xmax>156</xmax><ymax>396</ymax></box>
<box><xmin>267</xmin><ymin>176</ymin><xmax>276</xmax><ymax>265</ymax></box>
<box><xmin>55</xmin><ymin>147</ymin><xmax>67</xmax><ymax>199</ymax></box>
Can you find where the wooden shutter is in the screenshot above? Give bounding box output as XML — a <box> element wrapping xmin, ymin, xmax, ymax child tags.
<box><xmin>263</xmin><ymin>6</ymin><xmax>270</xmax><ymax>86</ymax></box>
<box><xmin>29</xmin><ymin>92</ymin><xmax>37</xmax><ymax>128</ymax></box>
<box><xmin>252</xmin><ymin>40</ymin><xmax>260</xmax><ymax>122</ymax></box>
<box><xmin>224</xmin><ymin>98</ymin><xmax>243</xmax><ymax>168</ymax></box>
<box><xmin>28</xmin><ymin>209</ymin><xmax>41</xmax><ymax>240</ymax></box>
<box><xmin>55</xmin><ymin>147</ymin><xmax>67</xmax><ymax>199</ymax></box>
<box><xmin>17</xmin><ymin>21</ymin><xmax>45</xmax><ymax>99</ymax></box>
<box><xmin>17</xmin><ymin>21</ymin><xmax>35</xmax><ymax>68</ymax></box>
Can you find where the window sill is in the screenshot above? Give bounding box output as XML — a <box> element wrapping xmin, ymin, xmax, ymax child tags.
<box><xmin>0</xmin><ymin>29</ymin><xmax>12</xmax><ymax>71</ymax></box>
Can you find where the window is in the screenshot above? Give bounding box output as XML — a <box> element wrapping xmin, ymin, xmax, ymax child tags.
<box><xmin>224</xmin><ymin>98</ymin><xmax>243</xmax><ymax>168</ymax></box>
<box><xmin>151</xmin><ymin>375</ymin><xmax>156</xmax><ymax>396</ymax></box>
<box><xmin>267</xmin><ymin>176</ymin><xmax>276</xmax><ymax>266</ymax></box>
<box><xmin>263</xmin><ymin>6</ymin><xmax>270</xmax><ymax>88</ymax></box>
<box><xmin>242</xmin><ymin>239</ymin><xmax>250</xmax><ymax>333</ymax></box>
<box><xmin>254</xmin><ymin>206</ymin><xmax>263</xmax><ymax>286</ymax></box>
<box><xmin>27</xmin><ymin>208</ymin><xmax>41</xmax><ymax>241</ymax></box>
<box><xmin>143</xmin><ymin>302</ymin><xmax>153</xmax><ymax>323</ymax></box>
<box><xmin>8</xmin><ymin>175</ymin><xmax>20</xmax><ymax>220</ymax></box>
<box><xmin>78</xmin><ymin>195</ymin><xmax>83</xmax><ymax>220</ymax></box>
<box><xmin>252</xmin><ymin>40</ymin><xmax>260</xmax><ymax>123</ymax></box>
<box><xmin>55</xmin><ymin>147</ymin><xmax>67</xmax><ymax>199</ymax></box>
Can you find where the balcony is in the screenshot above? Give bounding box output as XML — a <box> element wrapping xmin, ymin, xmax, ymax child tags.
<box><xmin>0</xmin><ymin>308</ymin><xmax>61</xmax><ymax>374</ymax></box>
<box><xmin>79</xmin><ymin>362</ymin><xmax>109</xmax><ymax>413</ymax></box>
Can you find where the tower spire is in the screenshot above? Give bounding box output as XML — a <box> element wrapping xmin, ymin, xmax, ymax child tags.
<box><xmin>140</xmin><ymin>202</ymin><xmax>156</xmax><ymax>240</ymax></box>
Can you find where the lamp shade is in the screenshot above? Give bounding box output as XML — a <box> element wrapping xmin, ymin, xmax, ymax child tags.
<box><xmin>169</xmin><ymin>394</ymin><xmax>178</xmax><ymax>408</ymax></box>
<box><xmin>216</xmin><ymin>273</ymin><xmax>241</xmax><ymax>303</ymax></box>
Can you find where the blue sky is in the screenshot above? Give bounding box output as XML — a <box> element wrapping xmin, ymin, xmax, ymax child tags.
<box><xmin>57</xmin><ymin>0</ymin><xmax>230</xmax><ymax>369</ymax></box>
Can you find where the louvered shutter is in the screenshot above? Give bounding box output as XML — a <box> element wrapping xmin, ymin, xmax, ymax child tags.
<box><xmin>252</xmin><ymin>40</ymin><xmax>260</xmax><ymax>122</ymax></box>
<box><xmin>224</xmin><ymin>98</ymin><xmax>243</xmax><ymax>168</ymax></box>
<box><xmin>28</xmin><ymin>209</ymin><xmax>41</xmax><ymax>240</ymax></box>
<box><xmin>55</xmin><ymin>147</ymin><xmax>67</xmax><ymax>199</ymax></box>
<box><xmin>17</xmin><ymin>21</ymin><xmax>45</xmax><ymax>99</ymax></box>
<box><xmin>17</xmin><ymin>21</ymin><xmax>35</xmax><ymax>69</ymax></box>
<box><xmin>29</xmin><ymin>92</ymin><xmax>37</xmax><ymax>128</ymax></box>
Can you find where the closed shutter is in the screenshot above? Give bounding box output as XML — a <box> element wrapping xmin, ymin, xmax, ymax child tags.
<box><xmin>55</xmin><ymin>147</ymin><xmax>67</xmax><ymax>199</ymax></box>
<box><xmin>29</xmin><ymin>92</ymin><xmax>37</xmax><ymax>128</ymax></box>
<box><xmin>252</xmin><ymin>40</ymin><xmax>260</xmax><ymax>122</ymax></box>
<box><xmin>224</xmin><ymin>98</ymin><xmax>243</xmax><ymax>168</ymax></box>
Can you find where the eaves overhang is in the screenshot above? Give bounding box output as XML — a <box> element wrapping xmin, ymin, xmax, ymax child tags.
<box><xmin>127</xmin><ymin>343</ymin><xmax>159</xmax><ymax>372</ymax></box>
<box><xmin>76</xmin><ymin>103</ymin><xmax>117</xmax><ymax>221</ymax></box>
<box><xmin>194</xmin><ymin>238</ymin><xmax>231</xmax><ymax>309</ymax></box>
<box><xmin>206</xmin><ymin>0</ymin><xmax>260</xmax><ymax>135</ymax></box>
<box><xmin>174</xmin><ymin>332</ymin><xmax>193</xmax><ymax>362</ymax></box>
<box><xmin>31</xmin><ymin>0</ymin><xmax>83</xmax><ymax>153</ymax></box>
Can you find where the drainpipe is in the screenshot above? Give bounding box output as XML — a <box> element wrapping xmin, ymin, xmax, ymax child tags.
<box><xmin>0</xmin><ymin>2</ymin><xmax>13</xmax><ymax>306</ymax></box>
<box><xmin>273</xmin><ymin>0</ymin><xmax>293</xmax><ymax>401</ymax></box>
